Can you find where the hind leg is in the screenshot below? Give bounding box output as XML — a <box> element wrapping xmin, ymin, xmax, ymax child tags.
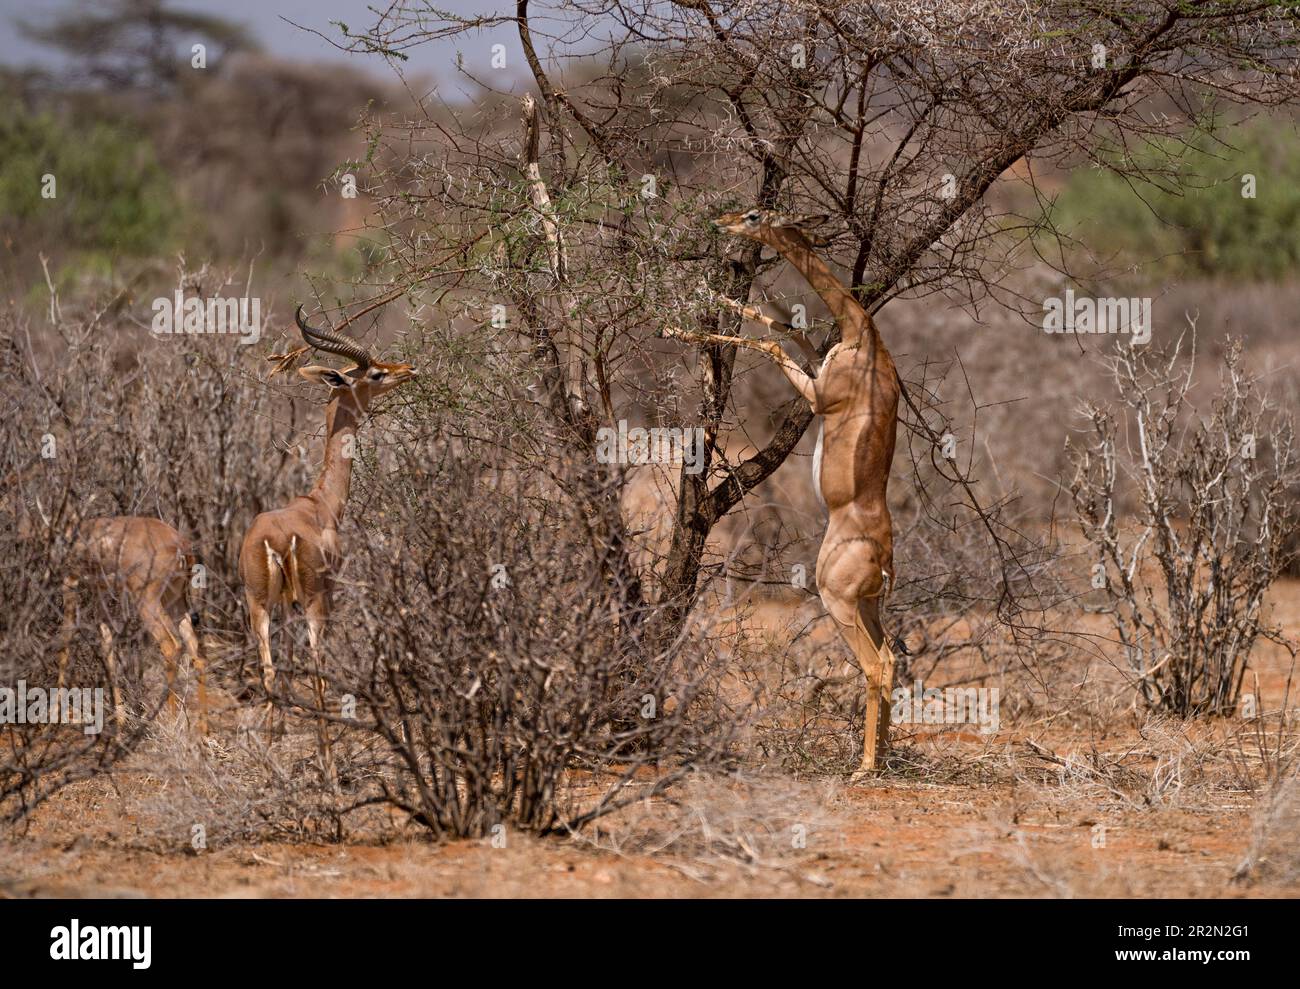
<box><xmin>823</xmin><ymin>605</ymin><xmax>891</xmax><ymax>783</ymax></box>
<box><xmin>140</xmin><ymin>600</ymin><xmax>182</xmax><ymax>718</ymax></box>
<box><xmin>857</xmin><ymin>595</ymin><xmax>897</xmax><ymax>771</ymax></box>
<box><xmin>818</xmin><ymin>533</ymin><xmax>895</xmax><ymax>782</ymax></box>
<box><xmin>305</xmin><ymin>596</ymin><xmax>337</xmax><ymax>790</ymax></box>
<box><xmin>99</xmin><ymin>622</ymin><xmax>125</xmax><ymax>730</ymax></box>
<box><xmin>162</xmin><ymin>580</ymin><xmax>208</xmax><ymax>735</ymax></box>
<box><xmin>247</xmin><ymin>595</ymin><xmax>277</xmax><ymax>735</ymax></box>
<box><xmin>177</xmin><ymin>613</ymin><xmax>207</xmax><ymax>735</ymax></box>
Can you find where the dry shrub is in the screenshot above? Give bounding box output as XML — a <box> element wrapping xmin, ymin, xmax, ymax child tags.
<box><xmin>307</xmin><ymin>432</ymin><xmax>747</xmax><ymax>839</ymax></box>
<box><xmin>1070</xmin><ymin>333</ymin><xmax>1299</xmax><ymax>716</ymax></box>
<box><xmin>1237</xmin><ymin>768</ymin><xmax>1300</xmax><ymax>885</ymax></box>
<box><xmin>585</xmin><ymin>773</ymin><xmax>843</xmax><ymax>881</ymax></box>
<box><xmin>124</xmin><ymin>715</ymin><xmax>356</xmax><ymax>847</ymax></box>
<box><xmin>0</xmin><ymin>267</ymin><xmax>303</xmax><ymax>824</ymax></box>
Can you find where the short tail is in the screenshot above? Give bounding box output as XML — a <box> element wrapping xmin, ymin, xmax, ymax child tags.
<box><xmin>264</xmin><ymin>536</ymin><xmax>302</xmax><ymax>608</ymax></box>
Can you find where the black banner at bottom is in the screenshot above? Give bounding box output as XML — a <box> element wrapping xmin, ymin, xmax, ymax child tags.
<box><xmin>0</xmin><ymin>896</ymin><xmax>1282</xmax><ymax>978</ymax></box>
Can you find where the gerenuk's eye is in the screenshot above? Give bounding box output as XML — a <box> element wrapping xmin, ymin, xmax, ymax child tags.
<box><xmin>369</xmin><ymin>369</ymin><xmax>384</xmax><ymax>381</ymax></box>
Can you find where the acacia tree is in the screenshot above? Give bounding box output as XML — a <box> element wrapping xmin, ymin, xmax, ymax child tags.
<box><xmin>335</xmin><ymin>1</ymin><xmax>1300</xmax><ymax>649</ymax></box>
<box><xmin>20</xmin><ymin>0</ymin><xmax>256</xmax><ymax>92</ymax></box>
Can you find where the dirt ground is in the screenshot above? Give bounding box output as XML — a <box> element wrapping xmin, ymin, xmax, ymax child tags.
<box><xmin>4</xmin><ymin>584</ymin><xmax>1298</xmax><ymax>900</ymax></box>
<box><xmin>0</xmin><ymin>790</ymin><xmax>1284</xmax><ymax>898</ymax></box>
<box><xmin>1</xmin><ymin>753</ymin><xmax>1288</xmax><ymax>898</ymax></box>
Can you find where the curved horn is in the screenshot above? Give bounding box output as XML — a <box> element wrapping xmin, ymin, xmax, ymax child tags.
<box><xmin>295</xmin><ymin>305</ymin><xmax>373</xmax><ymax>371</ymax></box>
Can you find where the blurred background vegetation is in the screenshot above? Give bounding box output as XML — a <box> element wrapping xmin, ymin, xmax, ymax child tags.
<box><xmin>7</xmin><ymin>2</ymin><xmax>1300</xmax><ymax>305</ymax></box>
<box><xmin>1047</xmin><ymin>119</ymin><xmax>1300</xmax><ymax>281</ymax></box>
<box><xmin>6</xmin><ymin>2</ymin><xmax>1300</xmax><ymax>321</ymax></box>
<box><xmin>0</xmin><ymin>0</ymin><xmax>393</xmax><ymax>313</ymax></box>
<box><xmin>0</xmin><ymin>101</ymin><xmax>179</xmax><ymax>279</ymax></box>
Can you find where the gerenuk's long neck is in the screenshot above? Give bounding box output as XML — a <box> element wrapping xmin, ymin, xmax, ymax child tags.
<box><xmin>765</xmin><ymin>228</ymin><xmax>876</xmax><ymax>348</ymax></box>
<box><xmin>309</xmin><ymin>394</ymin><xmax>361</xmax><ymax>524</ymax></box>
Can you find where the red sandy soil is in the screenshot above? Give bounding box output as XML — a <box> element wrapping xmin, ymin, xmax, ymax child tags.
<box><xmin>0</xmin><ymin>769</ymin><xmax>1283</xmax><ymax>898</ymax></box>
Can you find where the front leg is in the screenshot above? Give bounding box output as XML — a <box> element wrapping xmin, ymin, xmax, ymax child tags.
<box><xmin>662</xmin><ymin>326</ymin><xmax>818</xmax><ymax>411</ymax></box>
<box><xmin>717</xmin><ymin>296</ymin><xmax>821</xmax><ymax>367</ymax></box>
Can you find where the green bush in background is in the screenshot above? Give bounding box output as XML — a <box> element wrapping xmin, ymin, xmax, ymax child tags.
<box><xmin>1047</xmin><ymin>119</ymin><xmax>1300</xmax><ymax>280</ymax></box>
<box><xmin>0</xmin><ymin>103</ymin><xmax>177</xmax><ymax>262</ymax></box>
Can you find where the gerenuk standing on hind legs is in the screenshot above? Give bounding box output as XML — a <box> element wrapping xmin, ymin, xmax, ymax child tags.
<box><xmin>663</xmin><ymin>208</ymin><xmax>900</xmax><ymax>781</ymax></box>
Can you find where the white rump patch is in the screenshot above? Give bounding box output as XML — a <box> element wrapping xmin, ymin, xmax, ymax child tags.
<box><xmin>811</xmin><ymin>420</ymin><xmax>826</xmax><ymax>510</ymax></box>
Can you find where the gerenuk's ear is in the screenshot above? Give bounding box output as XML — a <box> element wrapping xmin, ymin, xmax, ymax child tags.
<box><xmin>788</xmin><ymin>214</ymin><xmax>830</xmax><ymax>231</ymax></box>
<box><xmin>298</xmin><ymin>365</ymin><xmax>350</xmax><ymax>389</ymax></box>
